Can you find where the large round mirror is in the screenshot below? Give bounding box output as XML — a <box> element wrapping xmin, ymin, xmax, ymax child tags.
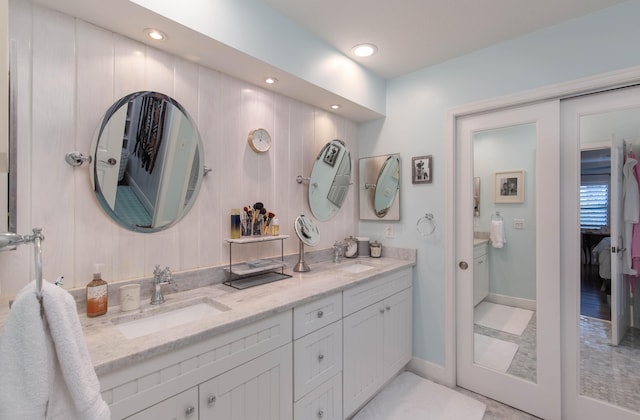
<box><xmin>373</xmin><ymin>155</ymin><xmax>400</xmax><ymax>218</ymax></box>
<box><xmin>308</xmin><ymin>139</ymin><xmax>352</xmax><ymax>222</ymax></box>
<box><xmin>90</xmin><ymin>91</ymin><xmax>204</xmax><ymax>233</ymax></box>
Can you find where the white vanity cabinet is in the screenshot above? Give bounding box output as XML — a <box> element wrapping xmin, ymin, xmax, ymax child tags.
<box><xmin>342</xmin><ymin>268</ymin><xmax>412</xmax><ymax>418</ymax></box>
<box><xmin>198</xmin><ymin>344</ymin><xmax>292</xmax><ymax>419</ymax></box>
<box><xmin>293</xmin><ymin>293</ymin><xmax>343</xmax><ymax>420</ymax></box>
<box><xmin>124</xmin><ymin>344</ymin><xmax>292</xmax><ymax>420</ymax></box>
<box><xmin>102</xmin><ymin>311</ymin><xmax>292</xmax><ymax>420</ymax></box>
<box><xmin>474</xmin><ymin>240</ymin><xmax>489</xmax><ymax>306</ymax></box>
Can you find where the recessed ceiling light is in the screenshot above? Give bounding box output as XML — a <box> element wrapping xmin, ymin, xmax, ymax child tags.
<box><xmin>330</xmin><ymin>104</ymin><xmax>341</xmax><ymax>110</ymax></box>
<box><xmin>144</xmin><ymin>28</ymin><xmax>167</xmax><ymax>41</ymax></box>
<box><xmin>351</xmin><ymin>43</ymin><xmax>377</xmax><ymax>57</ymax></box>
<box><xmin>264</xmin><ymin>77</ymin><xmax>278</xmax><ymax>85</ymax></box>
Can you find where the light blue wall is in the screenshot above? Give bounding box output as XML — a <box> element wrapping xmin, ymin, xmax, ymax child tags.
<box><xmin>474</xmin><ymin>124</ymin><xmax>536</xmax><ymax>301</ymax></box>
<box><xmin>357</xmin><ymin>1</ymin><xmax>640</xmax><ymax>365</ymax></box>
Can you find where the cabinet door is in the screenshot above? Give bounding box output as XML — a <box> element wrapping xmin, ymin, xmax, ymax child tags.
<box><xmin>294</xmin><ymin>373</ymin><xmax>342</xmax><ymax>420</ymax></box>
<box><xmin>199</xmin><ymin>344</ymin><xmax>292</xmax><ymax>420</ymax></box>
<box><xmin>342</xmin><ymin>302</ymin><xmax>384</xmax><ymax>418</ymax></box>
<box><xmin>382</xmin><ymin>287</ymin><xmax>413</xmax><ymax>379</ymax></box>
<box><xmin>125</xmin><ymin>387</ymin><xmax>198</xmax><ymax>420</ymax></box>
<box><xmin>473</xmin><ymin>253</ymin><xmax>489</xmax><ymax>306</ymax></box>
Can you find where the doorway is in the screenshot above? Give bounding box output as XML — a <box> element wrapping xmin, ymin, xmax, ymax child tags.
<box><xmin>455</xmin><ymin>100</ymin><xmax>561</xmax><ymax>420</ymax></box>
<box><xmin>561</xmin><ymin>85</ymin><xmax>640</xmax><ymax>419</ymax></box>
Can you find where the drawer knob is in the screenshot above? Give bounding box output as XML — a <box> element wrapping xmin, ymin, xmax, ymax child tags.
<box><xmin>185</xmin><ymin>406</ymin><xmax>195</xmax><ymax>416</ymax></box>
<box><xmin>386</xmin><ymin>306</ymin><xmax>391</xmax><ymax>311</ymax></box>
<box><xmin>318</xmin><ymin>353</ymin><xmax>324</xmax><ymax>361</ymax></box>
<box><xmin>379</xmin><ymin>308</ymin><xmax>385</xmax><ymax>314</ymax></box>
<box><xmin>317</xmin><ymin>310</ymin><xmax>324</xmax><ymax>318</ymax></box>
<box><xmin>207</xmin><ymin>395</ymin><xmax>217</xmax><ymax>405</ymax></box>
<box><xmin>318</xmin><ymin>409</ymin><xmax>324</xmax><ymax>418</ymax></box>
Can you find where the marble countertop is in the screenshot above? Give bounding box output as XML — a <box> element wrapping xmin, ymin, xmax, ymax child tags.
<box><xmin>8</xmin><ymin>255</ymin><xmax>414</xmax><ymax>377</ymax></box>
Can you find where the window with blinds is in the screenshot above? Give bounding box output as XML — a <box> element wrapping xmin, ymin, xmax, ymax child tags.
<box><xmin>580</xmin><ymin>184</ymin><xmax>609</xmax><ymax>230</ymax></box>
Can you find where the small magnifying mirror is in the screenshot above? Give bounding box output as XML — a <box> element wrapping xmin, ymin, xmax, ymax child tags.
<box><xmin>293</xmin><ymin>215</ymin><xmax>320</xmax><ymax>272</ymax></box>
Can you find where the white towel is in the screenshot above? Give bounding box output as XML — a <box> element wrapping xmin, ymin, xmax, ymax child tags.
<box><xmin>0</xmin><ymin>280</ymin><xmax>110</xmax><ymax>420</ymax></box>
<box><xmin>490</xmin><ymin>219</ymin><xmax>505</xmax><ymax>248</ymax></box>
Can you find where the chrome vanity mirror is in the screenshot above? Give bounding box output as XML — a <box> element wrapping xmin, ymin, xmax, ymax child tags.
<box><xmin>359</xmin><ymin>154</ymin><xmax>400</xmax><ymax>220</ymax></box>
<box><xmin>90</xmin><ymin>91</ymin><xmax>204</xmax><ymax>233</ymax></box>
<box><xmin>293</xmin><ymin>214</ymin><xmax>320</xmax><ymax>272</ymax></box>
<box><xmin>307</xmin><ymin>139</ymin><xmax>352</xmax><ymax>222</ymax></box>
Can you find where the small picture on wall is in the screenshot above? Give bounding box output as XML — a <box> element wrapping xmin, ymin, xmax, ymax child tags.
<box><xmin>323</xmin><ymin>143</ymin><xmax>341</xmax><ymax>167</ymax></box>
<box><xmin>494</xmin><ymin>170</ymin><xmax>524</xmax><ymax>203</ymax></box>
<box><xmin>412</xmin><ymin>155</ymin><xmax>432</xmax><ymax>184</ymax></box>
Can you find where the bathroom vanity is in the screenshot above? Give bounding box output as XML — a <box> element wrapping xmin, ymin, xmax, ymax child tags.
<box><xmin>473</xmin><ymin>239</ymin><xmax>489</xmax><ymax>306</ymax></box>
<box><xmin>80</xmin><ymin>257</ymin><xmax>414</xmax><ymax>420</ymax></box>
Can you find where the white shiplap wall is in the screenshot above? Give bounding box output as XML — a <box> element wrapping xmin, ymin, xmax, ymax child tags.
<box><xmin>0</xmin><ymin>0</ymin><xmax>358</xmax><ymax>295</ymax></box>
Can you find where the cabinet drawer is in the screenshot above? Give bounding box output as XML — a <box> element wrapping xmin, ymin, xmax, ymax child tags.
<box><xmin>294</xmin><ymin>292</ymin><xmax>342</xmax><ymax>339</ymax></box>
<box><xmin>343</xmin><ymin>267</ymin><xmax>411</xmax><ymax>316</ymax></box>
<box><xmin>294</xmin><ymin>373</ymin><xmax>342</xmax><ymax>420</ymax></box>
<box><xmin>474</xmin><ymin>241</ymin><xmax>488</xmax><ymax>258</ymax></box>
<box><xmin>294</xmin><ymin>321</ymin><xmax>342</xmax><ymax>401</ymax></box>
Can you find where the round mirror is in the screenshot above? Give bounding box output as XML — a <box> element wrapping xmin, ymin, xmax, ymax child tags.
<box><xmin>373</xmin><ymin>155</ymin><xmax>400</xmax><ymax>218</ymax></box>
<box><xmin>90</xmin><ymin>91</ymin><xmax>204</xmax><ymax>233</ymax></box>
<box><xmin>308</xmin><ymin>139</ymin><xmax>352</xmax><ymax>222</ymax></box>
<box><xmin>294</xmin><ymin>214</ymin><xmax>320</xmax><ymax>246</ymax></box>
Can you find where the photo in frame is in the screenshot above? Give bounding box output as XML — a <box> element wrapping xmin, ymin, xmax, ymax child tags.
<box><xmin>494</xmin><ymin>170</ymin><xmax>524</xmax><ymax>203</ymax></box>
<box><xmin>412</xmin><ymin>155</ymin><xmax>432</xmax><ymax>184</ymax></box>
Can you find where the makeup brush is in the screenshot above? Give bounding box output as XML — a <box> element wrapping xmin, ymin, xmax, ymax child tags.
<box><xmin>266</xmin><ymin>212</ymin><xmax>276</xmax><ymax>226</ymax></box>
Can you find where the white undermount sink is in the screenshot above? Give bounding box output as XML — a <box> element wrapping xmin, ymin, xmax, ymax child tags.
<box><xmin>340</xmin><ymin>263</ymin><xmax>377</xmax><ymax>274</ymax></box>
<box><xmin>112</xmin><ymin>298</ymin><xmax>230</xmax><ymax>339</ymax></box>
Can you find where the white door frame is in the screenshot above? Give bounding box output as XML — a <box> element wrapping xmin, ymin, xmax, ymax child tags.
<box><xmin>443</xmin><ymin>66</ymin><xmax>640</xmax><ymax>411</ymax></box>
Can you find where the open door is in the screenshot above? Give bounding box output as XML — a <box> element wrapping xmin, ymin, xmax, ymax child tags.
<box><xmin>610</xmin><ymin>136</ymin><xmax>631</xmax><ymax>345</ymax></box>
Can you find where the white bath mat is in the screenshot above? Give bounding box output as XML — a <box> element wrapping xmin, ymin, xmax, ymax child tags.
<box><xmin>474</xmin><ymin>333</ymin><xmax>519</xmax><ymax>373</ymax></box>
<box><xmin>474</xmin><ymin>301</ymin><xmax>533</xmax><ymax>335</ymax></box>
<box><xmin>352</xmin><ymin>371</ymin><xmax>486</xmax><ymax>420</ymax></box>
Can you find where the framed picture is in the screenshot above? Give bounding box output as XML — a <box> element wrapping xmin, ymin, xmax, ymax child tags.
<box><xmin>494</xmin><ymin>170</ymin><xmax>524</xmax><ymax>203</ymax></box>
<box><xmin>412</xmin><ymin>155</ymin><xmax>432</xmax><ymax>184</ymax></box>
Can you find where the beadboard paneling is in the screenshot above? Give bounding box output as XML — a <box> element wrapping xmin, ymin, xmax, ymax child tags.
<box><xmin>1</xmin><ymin>1</ymin><xmax>358</xmax><ymax>294</ymax></box>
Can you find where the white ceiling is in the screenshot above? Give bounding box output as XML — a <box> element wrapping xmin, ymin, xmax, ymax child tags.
<box><xmin>26</xmin><ymin>0</ymin><xmax>630</xmax><ymax>121</ymax></box>
<box><xmin>262</xmin><ymin>0</ymin><xmax>627</xmax><ymax>79</ymax></box>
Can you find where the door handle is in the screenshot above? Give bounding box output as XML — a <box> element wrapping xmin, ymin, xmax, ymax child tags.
<box><xmin>459</xmin><ymin>261</ymin><xmax>469</xmax><ymax>270</ymax></box>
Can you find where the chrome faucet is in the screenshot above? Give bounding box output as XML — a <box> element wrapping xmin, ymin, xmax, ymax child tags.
<box><xmin>333</xmin><ymin>241</ymin><xmax>345</xmax><ymax>264</ymax></box>
<box><xmin>150</xmin><ymin>265</ymin><xmax>173</xmax><ymax>305</ymax></box>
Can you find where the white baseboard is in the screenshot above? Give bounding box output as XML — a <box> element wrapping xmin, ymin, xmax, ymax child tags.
<box><xmin>486</xmin><ymin>293</ymin><xmax>536</xmax><ymax>311</ymax></box>
<box><xmin>406</xmin><ymin>356</ymin><xmax>455</xmax><ymax>388</ymax></box>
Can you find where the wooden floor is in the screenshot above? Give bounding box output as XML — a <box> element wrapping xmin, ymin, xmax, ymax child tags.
<box><xmin>581</xmin><ymin>263</ymin><xmax>611</xmax><ymax>321</ymax></box>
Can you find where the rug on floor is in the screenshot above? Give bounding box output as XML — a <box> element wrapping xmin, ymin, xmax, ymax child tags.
<box><xmin>352</xmin><ymin>371</ymin><xmax>486</xmax><ymax>420</ymax></box>
<box><xmin>474</xmin><ymin>333</ymin><xmax>519</xmax><ymax>373</ymax></box>
<box><xmin>475</xmin><ymin>301</ymin><xmax>533</xmax><ymax>335</ymax></box>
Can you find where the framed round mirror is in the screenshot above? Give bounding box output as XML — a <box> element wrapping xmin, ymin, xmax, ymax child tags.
<box><xmin>89</xmin><ymin>91</ymin><xmax>204</xmax><ymax>233</ymax></box>
<box><xmin>308</xmin><ymin>139</ymin><xmax>352</xmax><ymax>222</ymax></box>
<box><xmin>373</xmin><ymin>154</ymin><xmax>400</xmax><ymax>218</ymax></box>
<box><xmin>359</xmin><ymin>153</ymin><xmax>401</xmax><ymax>220</ymax></box>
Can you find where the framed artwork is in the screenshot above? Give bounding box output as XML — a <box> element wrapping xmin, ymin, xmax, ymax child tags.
<box><xmin>412</xmin><ymin>155</ymin><xmax>432</xmax><ymax>184</ymax></box>
<box><xmin>494</xmin><ymin>170</ymin><xmax>524</xmax><ymax>203</ymax></box>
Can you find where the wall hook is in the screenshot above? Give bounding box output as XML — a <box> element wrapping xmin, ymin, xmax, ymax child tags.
<box><xmin>65</xmin><ymin>151</ymin><xmax>92</xmax><ymax>167</ymax></box>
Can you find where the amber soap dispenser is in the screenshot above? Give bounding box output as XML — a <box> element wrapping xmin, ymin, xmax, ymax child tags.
<box><xmin>86</xmin><ymin>263</ymin><xmax>108</xmax><ymax>317</ymax></box>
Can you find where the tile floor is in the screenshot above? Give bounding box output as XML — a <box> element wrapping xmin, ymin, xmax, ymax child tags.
<box><xmin>467</xmin><ymin>306</ymin><xmax>640</xmax><ymax>418</ymax></box>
